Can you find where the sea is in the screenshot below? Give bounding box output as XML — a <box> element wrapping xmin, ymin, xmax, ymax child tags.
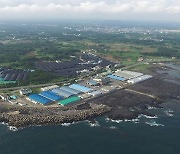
<box><xmin>0</xmin><ymin>100</ymin><xmax>180</xmax><ymax>154</ymax></box>
<box><xmin>0</xmin><ymin>63</ymin><xmax>180</xmax><ymax>154</ymax></box>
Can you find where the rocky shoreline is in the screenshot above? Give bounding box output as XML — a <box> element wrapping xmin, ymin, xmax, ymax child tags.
<box><xmin>0</xmin><ymin>64</ymin><xmax>179</xmax><ymax>129</ymax></box>
<box><xmin>87</xmin><ymin>64</ymin><xmax>180</xmax><ymax>121</ymax></box>
<box><xmin>0</xmin><ymin>102</ymin><xmax>111</xmax><ymax>128</ymax></box>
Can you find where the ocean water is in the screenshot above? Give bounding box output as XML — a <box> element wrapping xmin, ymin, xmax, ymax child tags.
<box><xmin>0</xmin><ymin>101</ymin><xmax>180</xmax><ymax>154</ymax></box>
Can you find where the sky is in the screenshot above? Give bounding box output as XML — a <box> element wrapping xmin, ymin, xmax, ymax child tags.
<box><xmin>0</xmin><ymin>0</ymin><xmax>180</xmax><ymax>21</ymax></box>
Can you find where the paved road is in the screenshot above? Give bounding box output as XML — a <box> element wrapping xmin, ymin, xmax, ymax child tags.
<box><xmin>0</xmin><ymin>81</ymin><xmax>66</xmax><ymax>91</ymax></box>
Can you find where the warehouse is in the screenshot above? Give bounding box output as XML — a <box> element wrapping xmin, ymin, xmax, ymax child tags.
<box><xmin>40</xmin><ymin>91</ymin><xmax>63</xmax><ymax>101</ymax></box>
<box><xmin>87</xmin><ymin>80</ymin><xmax>99</xmax><ymax>86</ymax></box>
<box><xmin>58</xmin><ymin>96</ymin><xmax>81</xmax><ymax>106</ymax></box>
<box><xmin>19</xmin><ymin>89</ymin><xmax>32</xmax><ymax>95</ymax></box>
<box><xmin>93</xmin><ymin>77</ymin><xmax>110</xmax><ymax>85</ymax></box>
<box><xmin>127</xmin><ymin>75</ymin><xmax>153</xmax><ymax>84</ymax></box>
<box><xmin>16</xmin><ymin>73</ymin><xmax>24</xmax><ymax>81</ymax></box>
<box><xmin>79</xmin><ymin>93</ymin><xmax>91</xmax><ymax>99</ymax></box>
<box><xmin>101</xmin><ymin>86</ymin><xmax>116</xmax><ymax>92</ymax></box>
<box><xmin>114</xmin><ymin>70</ymin><xmax>143</xmax><ymax>79</ymax></box>
<box><xmin>10</xmin><ymin>74</ymin><xmax>18</xmax><ymax>81</ymax></box>
<box><xmin>41</xmin><ymin>85</ymin><xmax>59</xmax><ymax>91</ymax></box>
<box><xmin>4</xmin><ymin>74</ymin><xmax>12</xmax><ymax>81</ymax></box>
<box><xmin>0</xmin><ymin>67</ymin><xmax>31</xmax><ymax>82</ymax></box>
<box><xmin>107</xmin><ymin>74</ymin><xmax>125</xmax><ymax>81</ymax></box>
<box><xmin>88</xmin><ymin>90</ymin><xmax>102</xmax><ymax>97</ymax></box>
<box><xmin>69</xmin><ymin>84</ymin><xmax>93</xmax><ymax>93</ymax></box>
<box><xmin>60</xmin><ymin>86</ymin><xmax>81</xmax><ymax>95</ymax></box>
<box><xmin>28</xmin><ymin>94</ymin><xmax>52</xmax><ymax>105</ymax></box>
<box><xmin>35</xmin><ymin>54</ymin><xmax>115</xmax><ymax>77</ymax></box>
<box><xmin>52</xmin><ymin>88</ymin><xmax>74</xmax><ymax>98</ymax></box>
<box><xmin>8</xmin><ymin>100</ymin><xmax>18</xmax><ymax>105</ymax></box>
<box><xmin>0</xmin><ymin>78</ymin><xmax>16</xmax><ymax>85</ymax></box>
<box><xmin>0</xmin><ymin>94</ymin><xmax>9</xmax><ymax>101</ymax></box>
<box><xmin>122</xmin><ymin>70</ymin><xmax>143</xmax><ymax>78</ymax></box>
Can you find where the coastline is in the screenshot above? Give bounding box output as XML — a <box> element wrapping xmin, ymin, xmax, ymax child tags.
<box><xmin>0</xmin><ymin>64</ymin><xmax>179</xmax><ymax>129</ymax></box>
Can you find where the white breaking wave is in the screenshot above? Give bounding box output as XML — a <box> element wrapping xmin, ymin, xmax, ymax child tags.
<box><xmin>146</xmin><ymin>121</ymin><xmax>164</xmax><ymax>127</ymax></box>
<box><xmin>1</xmin><ymin>122</ymin><xmax>18</xmax><ymax>131</ymax></box>
<box><xmin>124</xmin><ymin>118</ymin><xmax>139</xmax><ymax>122</ymax></box>
<box><xmin>61</xmin><ymin>121</ymin><xmax>81</xmax><ymax>126</ymax></box>
<box><xmin>87</xmin><ymin>120</ymin><xmax>100</xmax><ymax>127</ymax></box>
<box><xmin>0</xmin><ymin>122</ymin><xmax>8</xmax><ymax>125</ymax></box>
<box><xmin>105</xmin><ymin>118</ymin><xmax>123</xmax><ymax>123</ymax></box>
<box><xmin>109</xmin><ymin>126</ymin><xmax>117</xmax><ymax>129</ymax></box>
<box><xmin>164</xmin><ymin>110</ymin><xmax>174</xmax><ymax>117</ymax></box>
<box><xmin>61</xmin><ymin>123</ymin><xmax>72</xmax><ymax>126</ymax></box>
<box><xmin>148</xmin><ymin>106</ymin><xmax>158</xmax><ymax>110</ymax></box>
<box><xmin>138</xmin><ymin>114</ymin><xmax>158</xmax><ymax>119</ymax></box>
<box><xmin>105</xmin><ymin>117</ymin><xmax>139</xmax><ymax>123</ymax></box>
<box><xmin>9</xmin><ymin>126</ymin><xmax>18</xmax><ymax>131</ymax></box>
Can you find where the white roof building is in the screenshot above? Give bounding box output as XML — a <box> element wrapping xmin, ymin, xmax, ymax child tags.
<box><xmin>19</xmin><ymin>89</ymin><xmax>32</xmax><ymax>95</ymax></box>
<box><xmin>88</xmin><ymin>90</ymin><xmax>103</xmax><ymax>97</ymax></box>
<box><xmin>114</xmin><ymin>70</ymin><xmax>143</xmax><ymax>79</ymax></box>
<box><xmin>127</xmin><ymin>75</ymin><xmax>152</xmax><ymax>84</ymax></box>
<box><xmin>41</xmin><ymin>85</ymin><xmax>59</xmax><ymax>91</ymax></box>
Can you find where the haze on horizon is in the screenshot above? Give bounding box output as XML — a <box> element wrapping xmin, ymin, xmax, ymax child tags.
<box><xmin>0</xmin><ymin>0</ymin><xmax>180</xmax><ymax>22</ymax></box>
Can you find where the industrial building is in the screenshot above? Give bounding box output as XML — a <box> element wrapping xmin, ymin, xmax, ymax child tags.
<box><xmin>93</xmin><ymin>77</ymin><xmax>110</xmax><ymax>85</ymax></box>
<box><xmin>58</xmin><ymin>96</ymin><xmax>81</xmax><ymax>106</ymax></box>
<box><xmin>107</xmin><ymin>74</ymin><xmax>126</xmax><ymax>81</ymax></box>
<box><xmin>0</xmin><ymin>77</ymin><xmax>16</xmax><ymax>85</ymax></box>
<box><xmin>0</xmin><ymin>67</ymin><xmax>30</xmax><ymax>82</ymax></box>
<box><xmin>114</xmin><ymin>70</ymin><xmax>143</xmax><ymax>79</ymax></box>
<box><xmin>8</xmin><ymin>100</ymin><xmax>18</xmax><ymax>105</ymax></box>
<box><xmin>28</xmin><ymin>94</ymin><xmax>52</xmax><ymax>105</ymax></box>
<box><xmin>19</xmin><ymin>89</ymin><xmax>32</xmax><ymax>95</ymax></box>
<box><xmin>87</xmin><ymin>80</ymin><xmax>99</xmax><ymax>86</ymax></box>
<box><xmin>127</xmin><ymin>75</ymin><xmax>152</xmax><ymax>84</ymax></box>
<box><xmin>101</xmin><ymin>86</ymin><xmax>116</xmax><ymax>92</ymax></box>
<box><xmin>35</xmin><ymin>53</ymin><xmax>115</xmax><ymax>77</ymax></box>
<box><xmin>41</xmin><ymin>85</ymin><xmax>59</xmax><ymax>91</ymax></box>
<box><xmin>60</xmin><ymin>86</ymin><xmax>81</xmax><ymax>95</ymax></box>
<box><xmin>40</xmin><ymin>91</ymin><xmax>63</xmax><ymax>101</ymax></box>
<box><xmin>10</xmin><ymin>95</ymin><xmax>17</xmax><ymax>100</ymax></box>
<box><xmin>69</xmin><ymin>84</ymin><xmax>93</xmax><ymax>93</ymax></box>
<box><xmin>88</xmin><ymin>90</ymin><xmax>102</xmax><ymax>97</ymax></box>
<box><xmin>79</xmin><ymin>93</ymin><xmax>91</xmax><ymax>99</ymax></box>
<box><xmin>52</xmin><ymin>88</ymin><xmax>74</xmax><ymax>98</ymax></box>
<box><xmin>0</xmin><ymin>94</ymin><xmax>9</xmax><ymax>101</ymax></box>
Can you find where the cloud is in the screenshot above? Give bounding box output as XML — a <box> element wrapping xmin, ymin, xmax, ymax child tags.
<box><xmin>0</xmin><ymin>0</ymin><xmax>180</xmax><ymax>21</ymax></box>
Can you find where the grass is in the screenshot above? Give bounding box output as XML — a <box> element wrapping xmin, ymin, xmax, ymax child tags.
<box><xmin>128</xmin><ymin>64</ymin><xmax>151</xmax><ymax>73</ymax></box>
<box><xmin>31</xmin><ymin>87</ymin><xmax>41</xmax><ymax>94</ymax></box>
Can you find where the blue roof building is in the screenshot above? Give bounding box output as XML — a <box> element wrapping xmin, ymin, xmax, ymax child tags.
<box><xmin>87</xmin><ymin>80</ymin><xmax>99</xmax><ymax>86</ymax></box>
<box><xmin>60</xmin><ymin>86</ymin><xmax>81</xmax><ymax>95</ymax></box>
<box><xmin>28</xmin><ymin>94</ymin><xmax>52</xmax><ymax>105</ymax></box>
<box><xmin>52</xmin><ymin>88</ymin><xmax>74</xmax><ymax>98</ymax></box>
<box><xmin>40</xmin><ymin>91</ymin><xmax>63</xmax><ymax>101</ymax></box>
<box><xmin>69</xmin><ymin>84</ymin><xmax>93</xmax><ymax>93</ymax></box>
<box><xmin>107</xmin><ymin>74</ymin><xmax>125</xmax><ymax>81</ymax></box>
